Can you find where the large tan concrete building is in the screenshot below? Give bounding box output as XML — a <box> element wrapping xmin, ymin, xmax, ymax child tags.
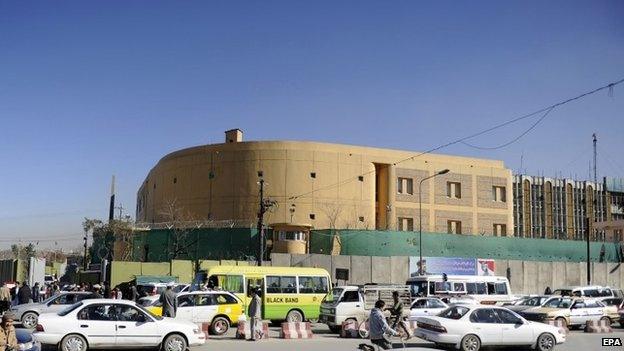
<box><xmin>136</xmin><ymin>130</ymin><xmax>513</xmax><ymax>238</ymax></box>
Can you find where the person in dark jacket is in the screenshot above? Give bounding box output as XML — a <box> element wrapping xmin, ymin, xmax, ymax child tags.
<box><xmin>18</xmin><ymin>282</ymin><xmax>32</xmax><ymax>305</ymax></box>
<box><xmin>159</xmin><ymin>283</ymin><xmax>177</xmax><ymax>318</ymax></box>
<box><xmin>31</xmin><ymin>283</ymin><xmax>40</xmax><ymax>303</ymax></box>
<box><xmin>131</xmin><ymin>283</ymin><xmax>139</xmax><ymax>302</ymax></box>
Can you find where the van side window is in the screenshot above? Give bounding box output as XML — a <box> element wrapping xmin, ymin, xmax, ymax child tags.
<box><xmin>342</xmin><ymin>291</ymin><xmax>360</xmax><ymax>302</ymax></box>
<box><xmin>495</xmin><ymin>283</ymin><xmax>508</xmax><ymax>295</ymax></box>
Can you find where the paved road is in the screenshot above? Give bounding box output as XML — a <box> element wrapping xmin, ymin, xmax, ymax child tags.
<box><xmin>200</xmin><ymin>323</ymin><xmax>624</xmax><ymax>351</ymax></box>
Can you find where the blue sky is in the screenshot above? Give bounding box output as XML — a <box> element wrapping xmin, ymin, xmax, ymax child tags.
<box><xmin>1</xmin><ymin>1</ymin><xmax>623</xmax><ymax>249</ymax></box>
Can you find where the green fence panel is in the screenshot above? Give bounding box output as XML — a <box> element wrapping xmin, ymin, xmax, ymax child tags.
<box><xmin>316</xmin><ymin>230</ymin><xmax>621</xmax><ymax>262</ymax></box>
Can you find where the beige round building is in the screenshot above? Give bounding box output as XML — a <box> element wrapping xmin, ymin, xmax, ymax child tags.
<box><xmin>136</xmin><ymin>129</ymin><xmax>513</xmax><ymax>248</ymax></box>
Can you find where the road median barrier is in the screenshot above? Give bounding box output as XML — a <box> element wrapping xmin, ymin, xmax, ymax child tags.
<box><xmin>280</xmin><ymin>322</ymin><xmax>313</xmax><ymax>339</ymax></box>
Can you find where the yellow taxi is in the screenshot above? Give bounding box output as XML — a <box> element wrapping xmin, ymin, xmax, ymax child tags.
<box><xmin>142</xmin><ymin>291</ymin><xmax>244</xmax><ymax>335</ymax></box>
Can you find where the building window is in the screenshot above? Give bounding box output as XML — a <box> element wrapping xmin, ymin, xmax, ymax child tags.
<box><xmin>310</xmin><ymin>172</ymin><xmax>316</xmax><ymax>178</ymax></box>
<box><xmin>493</xmin><ymin>186</ymin><xmax>506</xmax><ymax>202</ymax></box>
<box><xmin>398</xmin><ymin>217</ymin><xmax>414</xmax><ymax>231</ymax></box>
<box><xmin>257</xmin><ymin>170</ymin><xmax>263</xmax><ymax>177</ymax></box>
<box><xmin>359</xmin><ymin>216</ymin><xmax>365</xmax><ymax>222</ymax></box>
<box><xmin>447</xmin><ymin>182</ymin><xmax>461</xmax><ymax>199</ymax></box>
<box><xmin>309</xmin><ymin>214</ymin><xmax>315</xmax><ymax>220</ymax></box>
<box><xmin>448</xmin><ymin>220</ymin><xmax>462</xmax><ymax>234</ymax></box>
<box><xmin>358</xmin><ymin>176</ymin><xmax>364</xmax><ymax>182</ymax></box>
<box><xmin>493</xmin><ymin>223</ymin><xmax>507</xmax><ymax>236</ymax></box>
<box><xmin>277</xmin><ymin>230</ymin><xmax>304</xmax><ymax>241</ymax></box>
<box><xmin>173</xmin><ymin>177</ymin><xmax>177</xmax><ymax>184</ymax></box>
<box><xmin>397</xmin><ymin>178</ymin><xmax>413</xmax><ymax>195</ymax></box>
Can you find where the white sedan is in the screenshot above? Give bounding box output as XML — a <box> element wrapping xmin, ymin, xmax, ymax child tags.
<box><xmin>34</xmin><ymin>299</ymin><xmax>205</xmax><ymax>351</ymax></box>
<box><xmin>413</xmin><ymin>305</ymin><xmax>565</xmax><ymax>351</ymax></box>
<box><xmin>409</xmin><ymin>298</ymin><xmax>448</xmax><ymax>320</ymax></box>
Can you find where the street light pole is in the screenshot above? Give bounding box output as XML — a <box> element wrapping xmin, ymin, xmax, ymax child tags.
<box><xmin>419</xmin><ymin>169</ymin><xmax>450</xmax><ymax>275</ymax></box>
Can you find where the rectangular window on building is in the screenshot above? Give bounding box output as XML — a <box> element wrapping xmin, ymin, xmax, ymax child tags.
<box><xmin>493</xmin><ymin>223</ymin><xmax>507</xmax><ymax>236</ymax></box>
<box><xmin>398</xmin><ymin>217</ymin><xmax>414</xmax><ymax>231</ymax></box>
<box><xmin>447</xmin><ymin>220</ymin><xmax>462</xmax><ymax>234</ymax></box>
<box><xmin>447</xmin><ymin>182</ymin><xmax>461</xmax><ymax>199</ymax></box>
<box><xmin>397</xmin><ymin>177</ymin><xmax>413</xmax><ymax>195</ymax></box>
<box><xmin>492</xmin><ymin>186</ymin><xmax>506</xmax><ymax>202</ymax></box>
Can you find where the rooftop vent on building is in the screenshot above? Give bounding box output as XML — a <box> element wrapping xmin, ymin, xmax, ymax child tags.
<box><xmin>225</xmin><ymin>129</ymin><xmax>243</xmax><ymax>143</ymax></box>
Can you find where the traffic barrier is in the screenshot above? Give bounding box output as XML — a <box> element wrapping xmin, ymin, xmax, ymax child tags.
<box><xmin>340</xmin><ymin>320</ymin><xmax>359</xmax><ymax>338</ymax></box>
<box><xmin>584</xmin><ymin>319</ymin><xmax>613</xmax><ymax>333</ymax></box>
<box><xmin>547</xmin><ymin>319</ymin><xmax>569</xmax><ymax>334</ymax></box>
<box><xmin>196</xmin><ymin>322</ymin><xmax>210</xmax><ymax>338</ymax></box>
<box><xmin>236</xmin><ymin>320</ymin><xmax>270</xmax><ymax>339</ymax></box>
<box><xmin>280</xmin><ymin>322</ymin><xmax>313</xmax><ymax>339</ymax></box>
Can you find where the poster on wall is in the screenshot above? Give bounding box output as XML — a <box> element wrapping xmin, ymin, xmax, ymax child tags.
<box><xmin>409</xmin><ymin>257</ymin><xmax>477</xmax><ymax>276</ymax></box>
<box><xmin>477</xmin><ymin>259</ymin><xmax>495</xmax><ymax>276</ymax></box>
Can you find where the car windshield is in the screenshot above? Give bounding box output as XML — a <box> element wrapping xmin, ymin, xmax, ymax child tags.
<box><xmin>138</xmin><ymin>298</ymin><xmax>155</xmax><ymax>307</ymax></box>
<box><xmin>409</xmin><ymin>281</ymin><xmax>428</xmax><ymax>297</ymax></box>
<box><xmin>542</xmin><ymin>297</ymin><xmax>573</xmax><ymax>308</ymax></box>
<box><xmin>522</xmin><ymin>296</ymin><xmax>545</xmax><ymax>306</ymax></box>
<box><xmin>438</xmin><ymin>306</ymin><xmax>470</xmax><ymax>320</ymax></box>
<box><xmin>323</xmin><ymin>288</ymin><xmax>343</xmax><ymax>303</ymax></box>
<box><xmin>135</xmin><ymin>303</ymin><xmax>163</xmax><ymax>320</ymax></box>
<box><xmin>58</xmin><ymin>302</ymin><xmax>83</xmax><ymax>316</ymax></box>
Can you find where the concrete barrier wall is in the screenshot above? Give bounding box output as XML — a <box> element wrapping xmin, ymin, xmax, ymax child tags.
<box><xmin>272</xmin><ymin>253</ymin><xmax>624</xmax><ymax>294</ymax></box>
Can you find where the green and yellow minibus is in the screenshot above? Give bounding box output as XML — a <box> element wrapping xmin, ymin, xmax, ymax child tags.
<box><xmin>191</xmin><ymin>265</ymin><xmax>331</xmax><ymax>322</ymax></box>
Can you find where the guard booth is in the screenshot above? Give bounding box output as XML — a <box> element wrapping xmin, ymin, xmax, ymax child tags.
<box><xmin>269</xmin><ymin>223</ymin><xmax>312</xmax><ymax>254</ymax></box>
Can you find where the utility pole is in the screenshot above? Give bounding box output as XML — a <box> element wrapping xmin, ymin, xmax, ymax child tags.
<box><xmin>109</xmin><ymin>175</ymin><xmax>115</xmax><ymax>224</ymax></box>
<box><xmin>586</xmin><ymin>133</ymin><xmax>597</xmax><ymax>285</ymax></box>
<box><xmin>256</xmin><ymin>179</ymin><xmax>265</xmax><ymax>266</ymax></box>
<box><xmin>83</xmin><ymin>228</ymin><xmax>88</xmax><ymax>271</ymax></box>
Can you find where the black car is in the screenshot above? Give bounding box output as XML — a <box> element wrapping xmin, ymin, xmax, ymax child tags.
<box><xmin>16</xmin><ymin>328</ymin><xmax>41</xmax><ymax>351</ymax></box>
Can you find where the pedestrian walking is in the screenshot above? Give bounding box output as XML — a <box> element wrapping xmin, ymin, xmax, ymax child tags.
<box><xmin>368</xmin><ymin>300</ymin><xmax>398</xmax><ymax>350</ymax></box>
<box><xmin>544</xmin><ymin>286</ymin><xmax>552</xmax><ymax>295</ymax></box>
<box><xmin>131</xmin><ymin>283</ymin><xmax>139</xmax><ymax>302</ymax></box>
<box><xmin>92</xmin><ymin>284</ymin><xmax>103</xmax><ymax>298</ymax></box>
<box><xmin>248</xmin><ymin>288</ymin><xmax>263</xmax><ymax>341</ymax></box>
<box><xmin>386</xmin><ymin>291</ymin><xmax>411</xmax><ymax>339</ymax></box>
<box><xmin>159</xmin><ymin>283</ymin><xmax>177</xmax><ymax>318</ymax></box>
<box><xmin>0</xmin><ymin>312</ymin><xmax>18</xmax><ymax>351</ymax></box>
<box><xmin>0</xmin><ymin>283</ymin><xmax>10</xmax><ymax>315</ymax></box>
<box><xmin>31</xmin><ymin>283</ymin><xmax>40</xmax><ymax>303</ymax></box>
<box><xmin>17</xmin><ymin>282</ymin><xmax>32</xmax><ymax>305</ymax></box>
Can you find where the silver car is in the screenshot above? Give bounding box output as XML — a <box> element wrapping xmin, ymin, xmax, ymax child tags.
<box><xmin>12</xmin><ymin>292</ymin><xmax>96</xmax><ymax>329</ymax></box>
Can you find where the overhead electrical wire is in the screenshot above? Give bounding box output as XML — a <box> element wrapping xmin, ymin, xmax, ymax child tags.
<box><xmin>289</xmin><ymin>77</ymin><xmax>624</xmax><ymax>200</ymax></box>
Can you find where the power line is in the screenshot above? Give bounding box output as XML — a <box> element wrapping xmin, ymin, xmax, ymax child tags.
<box><xmin>290</xmin><ymin>77</ymin><xmax>624</xmax><ymax>200</ymax></box>
<box><xmin>460</xmin><ymin>107</ymin><xmax>555</xmax><ymax>150</ymax></box>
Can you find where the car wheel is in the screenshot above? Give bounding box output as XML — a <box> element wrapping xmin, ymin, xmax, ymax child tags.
<box><xmin>535</xmin><ymin>333</ymin><xmax>555</xmax><ymax>351</ymax></box>
<box><xmin>210</xmin><ymin>316</ymin><xmax>230</xmax><ymax>335</ymax></box>
<box><xmin>162</xmin><ymin>334</ymin><xmax>187</xmax><ymax>351</ymax></box>
<box><xmin>286</xmin><ymin>310</ymin><xmax>304</xmax><ymax>323</ymax></box>
<box><xmin>21</xmin><ymin>312</ymin><xmax>38</xmax><ymax>329</ymax></box>
<box><xmin>60</xmin><ymin>334</ymin><xmax>88</xmax><ymax>351</ymax></box>
<box><xmin>460</xmin><ymin>334</ymin><xmax>481</xmax><ymax>351</ymax></box>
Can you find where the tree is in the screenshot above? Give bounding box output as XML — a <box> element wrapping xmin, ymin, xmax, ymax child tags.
<box><xmin>159</xmin><ymin>199</ymin><xmax>198</xmax><ymax>260</ymax></box>
<box><xmin>83</xmin><ymin>217</ymin><xmax>135</xmax><ymax>263</ymax></box>
<box><xmin>9</xmin><ymin>243</ymin><xmax>36</xmax><ymax>260</ymax></box>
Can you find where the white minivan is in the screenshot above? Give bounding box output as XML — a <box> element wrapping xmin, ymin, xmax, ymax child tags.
<box><xmin>319</xmin><ymin>284</ymin><xmax>411</xmax><ymax>333</ymax></box>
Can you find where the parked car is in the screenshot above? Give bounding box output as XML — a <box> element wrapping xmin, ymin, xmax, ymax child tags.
<box><xmin>551</xmin><ymin>286</ymin><xmax>623</xmax><ymax>298</ymax></box>
<box><xmin>413</xmin><ymin>305</ymin><xmax>565</xmax><ymax>351</ymax></box>
<box><xmin>34</xmin><ymin>299</ymin><xmax>206</xmax><ymax>351</ymax></box>
<box><xmin>519</xmin><ymin>297</ymin><xmax>612</xmax><ymax>328</ymax></box>
<box><xmin>506</xmin><ymin>296</ymin><xmax>550</xmax><ymax>313</ymax></box>
<box><xmin>409</xmin><ymin>297</ymin><xmax>448</xmax><ymax>320</ymax></box>
<box><xmin>12</xmin><ymin>292</ymin><xmax>96</xmax><ymax>329</ymax></box>
<box><xmin>16</xmin><ymin>328</ymin><xmax>41</xmax><ymax>351</ymax></box>
<box><xmin>148</xmin><ymin>291</ymin><xmax>244</xmax><ymax>335</ymax></box>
